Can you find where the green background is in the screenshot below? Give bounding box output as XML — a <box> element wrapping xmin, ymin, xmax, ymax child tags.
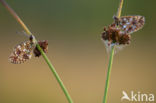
<box><xmin>0</xmin><ymin>0</ymin><xmax>156</xmax><ymax>103</ymax></box>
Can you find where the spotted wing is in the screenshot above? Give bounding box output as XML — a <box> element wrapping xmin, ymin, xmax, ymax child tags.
<box><xmin>114</xmin><ymin>16</ymin><xmax>145</xmax><ymax>34</ymax></box>
<box><xmin>9</xmin><ymin>41</ymin><xmax>34</xmax><ymax>64</ymax></box>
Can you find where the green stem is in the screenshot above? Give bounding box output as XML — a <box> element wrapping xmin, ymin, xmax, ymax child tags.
<box><xmin>117</xmin><ymin>0</ymin><xmax>124</xmax><ymax>18</ymax></box>
<box><xmin>102</xmin><ymin>0</ymin><xmax>124</xmax><ymax>103</ymax></box>
<box><xmin>102</xmin><ymin>46</ymin><xmax>115</xmax><ymax>103</ymax></box>
<box><xmin>36</xmin><ymin>44</ymin><xmax>73</xmax><ymax>103</ymax></box>
<box><xmin>0</xmin><ymin>0</ymin><xmax>73</xmax><ymax>103</ymax></box>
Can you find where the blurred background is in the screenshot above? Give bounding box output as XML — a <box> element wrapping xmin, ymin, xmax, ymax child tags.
<box><xmin>0</xmin><ymin>0</ymin><xmax>156</xmax><ymax>103</ymax></box>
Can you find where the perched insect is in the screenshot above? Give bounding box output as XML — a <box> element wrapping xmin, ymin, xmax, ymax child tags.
<box><xmin>9</xmin><ymin>35</ymin><xmax>48</xmax><ymax>64</ymax></box>
<box><xmin>101</xmin><ymin>15</ymin><xmax>145</xmax><ymax>53</ymax></box>
<box><xmin>102</xmin><ymin>15</ymin><xmax>145</xmax><ymax>46</ymax></box>
<box><xmin>113</xmin><ymin>15</ymin><xmax>145</xmax><ymax>34</ymax></box>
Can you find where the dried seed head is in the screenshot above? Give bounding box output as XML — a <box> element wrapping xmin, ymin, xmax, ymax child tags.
<box><xmin>119</xmin><ymin>34</ymin><xmax>131</xmax><ymax>45</ymax></box>
<box><xmin>33</xmin><ymin>40</ymin><xmax>48</xmax><ymax>57</ymax></box>
<box><xmin>102</xmin><ymin>24</ymin><xmax>130</xmax><ymax>46</ymax></box>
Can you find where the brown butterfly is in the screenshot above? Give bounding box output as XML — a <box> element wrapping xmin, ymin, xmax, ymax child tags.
<box><xmin>102</xmin><ymin>15</ymin><xmax>145</xmax><ymax>46</ymax></box>
<box><xmin>113</xmin><ymin>15</ymin><xmax>145</xmax><ymax>34</ymax></box>
<box><xmin>9</xmin><ymin>35</ymin><xmax>48</xmax><ymax>64</ymax></box>
<box><xmin>101</xmin><ymin>15</ymin><xmax>145</xmax><ymax>53</ymax></box>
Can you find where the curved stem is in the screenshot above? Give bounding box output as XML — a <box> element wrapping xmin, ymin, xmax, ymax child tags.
<box><xmin>0</xmin><ymin>0</ymin><xmax>31</xmax><ymax>35</ymax></box>
<box><xmin>0</xmin><ymin>0</ymin><xmax>73</xmax><ymax>103</ymax></box>
<box><xmin>102</xmin><ymin>0</ymin><xmax>124</xmax><ymax>103</ymax></box>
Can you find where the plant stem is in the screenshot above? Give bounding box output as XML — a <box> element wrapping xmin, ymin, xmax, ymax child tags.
<box><xmin>0</xmin><ymin>0</ymin><xmax>73</xmax><ymax>102</ymax></box>
<box><xmin>36</xmin><ymin>44</ymin><xmax>73</xmax><ymax>103</ymax></box>
<box><xmin>102</xmin><ymin>0</ymin><xmax>124</xmax><ymax>103</ymax></box>
<box><xmin>117</xmin><ymin>0</ymin><xmax>124</xmax><ymax>18</ymax></box>
<box><xmin>0</xmin><ymin>0</ymin><xmax>31</xmax><ymax>35</ymax></box>
<box><xmin>103</xmin><ymin>46</ymin><xmax>115</xmax><ymax>103</ymax></box>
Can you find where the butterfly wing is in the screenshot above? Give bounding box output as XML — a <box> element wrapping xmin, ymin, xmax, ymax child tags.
<box><xmin>9</xmin><ymin>41</ymin><xmax>34</xmax><ymax>64</ymax></box>
<box><xmin>114</xmin><ymin>15</ymin><xmax>145</xmax><ymax>34</ymax></box>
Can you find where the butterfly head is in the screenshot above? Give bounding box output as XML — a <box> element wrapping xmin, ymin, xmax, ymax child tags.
<box><xmin>29</xmin><ymin>35</ymin><xmax>37</xmax><ymax>45</ymax></box>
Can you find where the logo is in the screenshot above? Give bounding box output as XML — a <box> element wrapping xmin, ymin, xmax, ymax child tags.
<box><xmin>121</xmin><ymin>91</ymin><xmax>154</xmax><ymax>102</ymax></box>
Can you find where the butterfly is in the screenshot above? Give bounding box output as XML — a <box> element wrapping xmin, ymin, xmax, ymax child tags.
<box><xmin>9</xmin><ymin>35</ymin><xmax>48</xmax><ymax>64</ymax></box>
<box><xmin>113</xmin><ymin>15</ymin><xmax>145</xmax><ymax>34</ymax></box>
<box><xmin>102</xmin><ymin>15</ymin><xmax>145</xmax><ymax>46</ymax></box>
<box><xmin>101</xmin><ymin>15</ymin><xmax>145</xmax><ymax>53</ymax></box>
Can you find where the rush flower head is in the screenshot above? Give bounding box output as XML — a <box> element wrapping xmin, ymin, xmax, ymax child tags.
<box><xmin>33</xmin><ymin>40</ymin><xmax>48</xmax><ymax>57</ymax></box>
<box><xmin>102</xmin><ymin>23</ymin><xmax>131</xmax><ymax>46</ymax></box>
